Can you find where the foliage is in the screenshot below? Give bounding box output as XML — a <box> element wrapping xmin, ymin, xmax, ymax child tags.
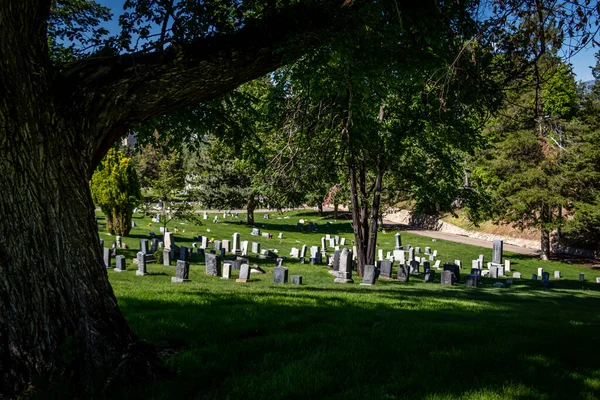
<box><xmin>90</xmin><ymin>148</ymin><xmax>141</xmax><ymax>236</ymax></box>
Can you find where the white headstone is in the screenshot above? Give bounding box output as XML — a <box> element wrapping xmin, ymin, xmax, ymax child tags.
<box><xmin>232</xmin><ymin>232</ymin><xmax>241</xmax><ymax>253</ymax></box>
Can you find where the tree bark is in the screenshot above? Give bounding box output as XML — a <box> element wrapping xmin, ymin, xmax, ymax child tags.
<box><xmin>540</xmin><ymin>205</ymin><xmax>551</xmax><ymax>260</ymax></box>
<box><xmin>247</xmin><ymin>197</ymin><xmax>255</xmax><ymax>225</ymax></box>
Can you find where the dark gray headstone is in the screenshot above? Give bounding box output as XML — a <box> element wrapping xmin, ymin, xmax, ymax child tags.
<box><xmin>273</xmin><ymin>267</ymin><xmax>289</xmax><ymax>284</ymax></box>
<box><xmin>220</xmin><ymin>248</ymin><xmax>226</xmax><ymax>258</ymax></box>
<box><xmin>333</xmin><ymin>250</ymin><xmax>341</xmax><ymax>271</ymax></box>
<box><xmin>115</xmin><ymin>255</ymin><xmax>126</xmax><ymax>272</ymax></box>
<box><xmin>291</xmin><ymin>275</ymin><xmax>303</xmax><ymax>285</ymax></box>
<box><xmin>423</xmin><ymin>270</ymin><xmax>435</xmax><ymax>283</ymax></box>
<box><xmin>466</xmin><ymin>274</ymin><xmax>478</xmax><ymax>287</ymax></box>
<box><xmin>441</xmin><ymin>270</ymin><xmax>454</xmax><ymax>285</ymax></box>
<box><xmin>179</xmin><ymin>246</ymin><xmax>189</xmax><ymax>262</ymax></box>
<box><xmin>172</xmin><ymin>260</ymin><xmax>190</xmax><ymax>283</ymax></box>
<box><xmin>236</xmin><ymin>263</ymin><xmax>251</xmax><ymax>282</ymax></box>
<box><xmin>409</xmin><ymin>260</ymin><xmax>420</xmax><ymax>275</ymax></box>
<box><xmin>397</xmin><ymin>263</ymin><xmax>410</xmax><ymax>282</ymax></box>
<box><xmin>378</xmin><ymin>260</ymin><xmax>393</xmax><ymax>279</ymax></box>
<box><xmin>492</xmin><ymin>240</ymin><xmax>503</xmax><ymax>264</ymax></box>
<box><xmin>541</xmin><ymin>272</ymin><xmax>550</xmax><ymax>283</ymax></box>
<box><xmin>136</xmin><ymin>251</ymin><xmax>147</xmax><ymax>276</ymax></box>
<box><xmin>361</xmin><ymin>264</ymin><xmax>377</xmax><ymax>285</ymax></box>
<box><xmin>140</xmin><ymin>239</ymin><xmax>149</xmax><ymax>255</ymax></box>
<box><xmin>150</xmin><ymin>238</ymin><xmax>159</xmax><ymax>254</ymax></box>
<box><xmin>103</xmin><ymin>247</ymin><xmax>112</xmax><ymax>268</ymax></box>
<box><xmin>423</xmin><ymin>261</ymin><xmax>431</xmax><ymax>274</ymax></box>
<box><xmin>443</xmin><ymin>263</ymin><xmax>460</xmax><ymax>282</ymax></box>
<box><xmin>205</xmin><ymin>253</ymin><xmax>221</xmax><ymax>276</ymax></box>
<box><xmin>334</xmin><ymin>248</ymin><xmax>354</xmax><ymax>283</ymax></box>
<box><xmin>394</xmin><ymin>233</ymin><xmax>402</xmax><ymax>250</ymax></box>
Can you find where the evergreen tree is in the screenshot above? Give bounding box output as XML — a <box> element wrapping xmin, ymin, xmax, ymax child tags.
<box><xmin>90</xmin><ymin>148</ymin><xmax>141</xmax><ymax>236</ymax></box>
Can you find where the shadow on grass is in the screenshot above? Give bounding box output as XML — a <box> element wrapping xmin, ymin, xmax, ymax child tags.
<box><xmin>100</xmin><ymin>285</ymin><xmax>600</xmax><ymax>400</ymax></box>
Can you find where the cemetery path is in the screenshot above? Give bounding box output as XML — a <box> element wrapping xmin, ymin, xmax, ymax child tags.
<box><xmin>403</xmin><ymin>229</ymin><xmax>541</xmax><ymax>256</ymax></box>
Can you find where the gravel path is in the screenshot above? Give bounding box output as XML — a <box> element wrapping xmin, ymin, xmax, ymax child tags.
<box><xmin>403</xmin><ymin>229</ymin><xmax>541</xmax><ymax>256</ymax></box>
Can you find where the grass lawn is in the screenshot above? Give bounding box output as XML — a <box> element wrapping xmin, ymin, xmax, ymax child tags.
<box><xmin>98</xmin><ymin>210</ymin><xmax>600</xmax><ymax>400</ymax></box>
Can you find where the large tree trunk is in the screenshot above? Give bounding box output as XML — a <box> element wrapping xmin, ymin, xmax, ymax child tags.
<box><xmin>0</xmin><ymin>13</ymin><xmax>141</xmax><ymax>395</ymax></box>
<box><xmin>0</xmin><ymin>117</ymin><xmax>143</xmax><ymax>395</ymax></box>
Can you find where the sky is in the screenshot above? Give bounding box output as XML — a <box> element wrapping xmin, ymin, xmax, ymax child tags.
<box><xmin>96</xmin><ymin>0</ymin><xmax>598</xmax><ymax>82</ymax></box>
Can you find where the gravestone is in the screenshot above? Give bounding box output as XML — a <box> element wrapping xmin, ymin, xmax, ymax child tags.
<box><xmin>444</xmin><ymin>263</ymin><xmax>461</xmax><ymax>282</ymax></box>
<box><xmin>393</xmin><ymin>249</ymin><xmax>404</xmax><ymax>263</ymax></box>
<box><xmin>251</xmin><ymin>242</ymin><xmax>261</xmax><ymax>254</ymax></box>
<box><xmin>136</xmin><ymin>252</ymin><xmax>148</xmax><ymax>276</ymax></box>
<box><xmin>321</xmin><ymin>237</ymin><xmax>327</xmax><ymax>251</ymax></box>
<box><xmin>140</xmin><ymin>239</ymin><xmax>149</xmax><ymax>255</ymax></box>
<box><xmin>454</xmin><ymin>260</ymin><xmax>462</xmax><ymax>269</ymax></box>
<box><xmin>505</xmin><ymin>259</ymin><xmax>511</xmax><ymax>272</ymax></box>
<box><xmin>394</xmin><ymin>233</ymin><xmax>402</xmax><ymax>250</ymax></box>
<box><xmin>537</xmin><ymin>267</ymin><xmax>544</xmax><ymax>277</ymax></box>
<box><xmin>278</xmin><ymin>232</ymin><xmax>283</xmax><ymax>239</ymax></box>
<box><xmin>466</xmin><ymin>274</ymin><xmax>478</xmax><ymax>288</ymax></box>
<box><xmin>219</xmin><ymin>248</ymin><xmax>226</xmax><ymax>258</ymax></box>
<box><xmin>115</xmin><ymin>236</ymin><xmax>122</xmax><ymax>248</ymax></box>
<box><xmin>378</xmin><ymin>249</ymin><xmax>384</xmax><ymax>261</ymax></box>
<box><xmin>222</xmin><ymin>239</ymin><xmax>231</xmax><ymax>252</ymax></box>
<box><xmin>114</xmin><ymin>255</ymin><xmax>126</xmax><ymax>272</ymax></box>
<box><xmin>513</xmin><ymin>272</ymin><xmax>522</xmax><ymax>279</ymax></box>
<box><xmin>361</xmin><ymin>264</ymin><xmax>378</xmax><ymax>286</ymax></box>
<box><xmin>201</xmin><ymin>236</ymin><xmax>208</xmax><ymax>249</ymax></box>
<box><xmin>423</xmin><ymin>270</ymin><xmax>435</xmax><ymax>283</ymax></box>
<box><xmin>178</xmin><ymin>246</ymin><xmax>189</xmax><ymax>262</ymax></box>
<box><xmin>397</xmin><ymin>263</ymin><xmax>410</xmax><ymax>282</ymax></box>
<box><xmin>325</xmin><ymin>234</ymin><xmax>331</xmax><ymax>241</ymax></box>
<box><xmin>240</xmin><ymin>241</ymin><xmax>249</xmax><ymax>256</ymax></box>
<box><xmin>163</xmin><ymin>250</ymin><xmax>171</xmax><ymax>266</ymax></box>
<box><xmin>273</xmin><ymin>267</ymin><xmax>289</xmax><ymax>284</ymax></box>
<box><xmin>300</xmin><ymin>245</ymin><xmax>307</xmax><ymax>263</ymax></box>
<box><xmin>232</xmin><ymin>232</ymin><xmax>241</xmax><ymax>253</ymax></box>
<box><xmin>472</xmin><ymin>260</ymin><xmax>480</xmax><ymax>269</ymax></box>
<box><xmin>425</xmin><ymin>246</ymin><xmax>431</xmax><ymax>254</ymax></box>
<box><xmin>432</xmin><ymin>250</ymin><xmax>438</xmax><ymax>257</ymax></box>
<box><xmin>251</xmin><ymin>228</ymin><xmax>260</xmax><ymax>236</ymax></box>
<box><xmin>409</xmin><ymin>260</ymin><xmax>420</xmax><ymax>275</ymax></box>
<box><xmin>531</xmin><ymin>274</ymin><xmax>538</xmax><ymax>281</ymax></box>
<box><xmin>433</xmin><ymin>260</ymin><xmax>441</xmax><ymax>269</ymax></box>
<box><xmin>290</xmin><ymin>247</ymin><xmax>299</xmax><ymax>258</ymax></box>
<box><xmin>333</xmin><ymin>250</ymin><xmax>341</xmax><ymax>271</ymax></box>
<box><xmin>441</xmin><ymin>270</ymin><xmax>454</xmax><ymax>285</ymax></box>
<box><xmin>334</xmin><ymin>248</ymin><xmax>354</xmax><ymax>283</ymax></box>
<box><xmin>164</xmin><ymin>232</ymin><xmax>174</xmax><ymax>250</ymax></box>
<box><xmin>309</xmin><ymin>246</ymin><xmax>321</xmax><ymax>264</ymax></box>
<box><xmin>103</xmin><ymin>247</ymin><xmax>112</xmax><ymax>268</ymax></box>
<box><xmin>150</xmin><ymin>238</ymin><xmax>159</xmax><ymax>254</ymax></box>
<box><xmin>579</xmin><ymin>273</ymin><xmax>585</xmax><ymax>282</ymax></box>
<box><xmin>222</xmin><ymin>262</ymin><xmax>232</xmax><ymax>279</ymax></box>
<box><xmin>203</xmin><ymin>211</ymin><xmax>208</xmax><ymax>220</ymax></box>
<box><xmin>489</xmin><ymin>266</ymin><xmax>499</xmax><ymax>279</ymax></box>
<box><xmin>554</xmin><ymin>271</ymin><xmax>561</xmax><ymax>279</ymax></box>
<box><xmin>541</xmin><ymin>272</ymin><xmax>550</xmax><ymax>283</ymax></box>
<box><xmin>205</xmin><ymin>253</ymin><xmax>221</xmax><ymax>276</ymax></box>
<box><xmin>415</xmin><ymin>247</ymin><xmax>421</xmax><ymax>254</ymax></box>
<box><xmin>470</xmin><ymin>268</ymin><xmax>482</xmax><ymax>282</ymax></box>
<box><xmin>408</xmin><ymin>248</ymin><xmax>415</xmax><ymax>262</ymax></box>
<box><xmin>171</xmin><ymin>260</ymin><xmax>191</xmax><ymax>283</ymax></box>
<box><xmin>291</xmin><ymin>275</ymin><xmax>303</xmax><ymax>285</ymax></box>
<box><xmin>492</xmin><ymin>240</ymin><xmax>503</xmax><ymax>264</ymax></box>
<box><xmin>340</xmin><ymin>238</ymin><xmax>346</xmax><ymax>246</ymax></box>
<box><xmin>422</xmin><ymin>261</ymin><xmax>431</xmax><ymax>274</ymax></box>
<box><xmin>275</xmin><ymin>257</ymin><xmax>284</xmax><ymax>267</ymax></box>
<box><xmin>236</xmin><ymin>263</ymin><xmax>251</xmax><ymax>282</ymax></box>
<box><xmin>378</xmin><ymin>259</ymin><xmax>393</xmax><ymax>279</ymax></box>
<box><xmin>329</xmin><ymin>238</ymin><xmax>336</xmax><ymax>248</ymax></box>
<box><xmin>213</xmin><ymin>240</ymin><xmax>222</xmax><ymax>251</ymax></box>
